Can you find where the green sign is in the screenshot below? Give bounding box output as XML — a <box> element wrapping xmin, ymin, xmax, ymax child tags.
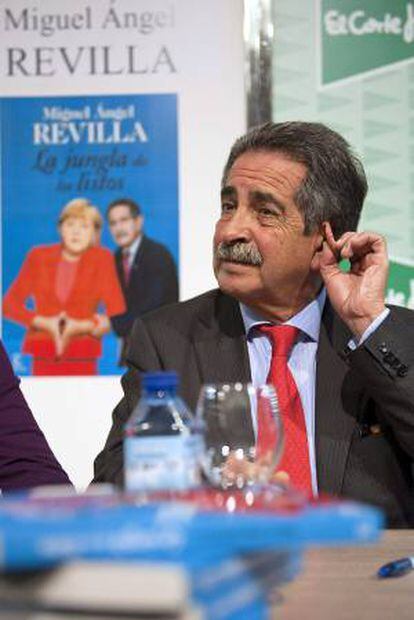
<box><xmin>387</xmin><ymin>259</ymin><xmax>414</xmax><ymax>308</ymax></box>
<box><xmin>321</xmin><ymin>0</ymin><xmax>414</xmax><ymax>85</ymax></box>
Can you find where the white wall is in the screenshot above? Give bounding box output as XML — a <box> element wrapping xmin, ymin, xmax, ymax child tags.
<box><xmin>21</xmin><ymin>376</ymin><xmax>123</xmax><ymax>490</ymax></box>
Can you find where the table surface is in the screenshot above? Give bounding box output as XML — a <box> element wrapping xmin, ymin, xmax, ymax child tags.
<box><xmin>275</xmin><ymin>530</ymin><xmax>414</xmax><ymax>619</ymax></box>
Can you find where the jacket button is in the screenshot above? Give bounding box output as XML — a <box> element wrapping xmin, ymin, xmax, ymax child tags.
<box><xmin>383</xmin><ymin>352</ymin><xmax>395</xmax><ymax>365</ymax></box>
<box><xmin>397</xmin><ymin>365</ymin><xmax>408</xmax><ymax>377</ymax></box>
<box><xmin>379</xmin><ymin>343</ymin><xmax>388</xmax><ymax>354</ymax></box>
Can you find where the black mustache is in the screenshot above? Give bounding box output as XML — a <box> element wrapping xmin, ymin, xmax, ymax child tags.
<box><xmin>215</xmin><ymin>241</ymin><xmax>263</xmax><ymax>266</ymax></box>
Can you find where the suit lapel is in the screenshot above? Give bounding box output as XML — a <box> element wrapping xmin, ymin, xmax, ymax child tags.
<box><xmin>128</xmin><ymin>236</ymin><xmax>145</xmax><ymax>284</ymax></box>
<box><xmin>315</xmin><ymin>305</ymin><xmax>356</xmax><ymax>494</ymax></box>
<box><xmin>192</xmin><ymin>292</ymin><xmax>255</xmax><ymax>446</ymax></box>
<box><xmin>46</xmin><ymin>245</ymin><xmax>64</xmax><ymax>308</ymax></box>
<box><xmin>114</xmin><ymin>249</ymin><xmax>127</xmax><ymax>291</ymax></box>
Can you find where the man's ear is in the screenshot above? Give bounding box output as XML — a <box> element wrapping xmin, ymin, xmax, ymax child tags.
<box><xmin>314</xmin><ymin>227</ymin><xmax>325</xmax><ymax>253</ymax></box>
<box><xmin>310</xmin><ymin>228</ymin><xmax>325</xmax><ymax>271</ymax></box>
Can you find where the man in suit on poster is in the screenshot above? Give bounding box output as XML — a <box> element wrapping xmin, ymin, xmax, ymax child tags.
<box><xmin>94</xmin><ymin>122</ymin><xmax>414</xmax><ymax>527</ymax></box>
<box><xmin>107</xmin><ymin>198</ymin><xmax>179</xmax><ymax>364</ymax></box>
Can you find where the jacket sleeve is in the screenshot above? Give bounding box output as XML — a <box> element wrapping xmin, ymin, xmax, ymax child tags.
<box><xmin>0</xmin><ymin>340</ymin><xmax>71</xmax><ymax>491</ymax></box>
<box><xmin>141</xmin><ymin>247</ymin><xmax>179</xmax><ymax>311</ymax></box>
<box><xmin>98</xmin><ymin>251</ymin><xmax>126</xmax><ymax>317</ymax></box>
<box><xmin>158</xmin><ymin>249</ymin><xmax>179</xmax><ymax>306</ymax></box>
<box><xmin>110</xmin><ymin>246</ymin><xmax>178</xmax><ymax>337</ymax></box>
<box><xmin>3</xmin><ymin>250</ymin><xmax>37</xmax><ymax>327</ymax></box>
<box><xmin>348</xmin><ymin>307</ymin><xmax>414</xmax><ymax>460</ymax></box>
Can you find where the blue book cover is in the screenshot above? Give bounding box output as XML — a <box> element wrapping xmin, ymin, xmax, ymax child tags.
<box><xmin>0</xmin><ymin>93</ymin><xmax>178</xmax><ymax>376</ymax></box>
<box><xmin>0</xmin><ymin>495</ymin><xmax>383</xmax><ymax>572</ymax></box>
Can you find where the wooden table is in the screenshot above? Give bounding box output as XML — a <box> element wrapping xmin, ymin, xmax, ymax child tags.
<box><xmin>275</xmin><ymin>530</ymin><xmax>414</xmax><ymax>619</ymax></box>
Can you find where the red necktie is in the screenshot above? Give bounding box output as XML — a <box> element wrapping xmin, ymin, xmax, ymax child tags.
<box><xmin>122</xmin><ymin>249</ymin><xmax>131</xmax><ymax>284</ymax></box>
<box><xmin>258</xmin><ymin>324</ymin><xmax>312</xmax><ymax>495</ymax></box>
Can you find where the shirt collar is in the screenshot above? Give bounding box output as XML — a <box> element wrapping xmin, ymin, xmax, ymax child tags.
<box><xmin>125</xmin><ymin>234</ymin><xmax>142</xmax><ymax>259</ymax></box>
<box><xmin>240</xmin><ymin>288</ymin><xmax>326</xmax><ymax>343</ymax></box>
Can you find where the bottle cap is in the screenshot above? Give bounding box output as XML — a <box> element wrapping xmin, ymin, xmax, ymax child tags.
<box><xmin>141</xmin><ymin>371</ymin><xmax>178</xmax><ymax>391</ymax></box>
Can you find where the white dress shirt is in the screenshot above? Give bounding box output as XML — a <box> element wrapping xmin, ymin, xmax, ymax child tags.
<box><xmin>123</xmin><ymin>234</ymin><xmax>142</xmax><ymax>269</ymax></box>
<box><xmin>240</xmin><ymin>291</ymin><xmax>389</xmax><ymax>496</ymax></box>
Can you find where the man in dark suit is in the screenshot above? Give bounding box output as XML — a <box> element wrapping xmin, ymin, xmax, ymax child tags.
<box><xmin>107</xmin><ymin>198</ymin><xmax>179</xmax><ymax>364</ymax></box>
<box><xmin>94</xmin><ymin>122</ymin><xmax>414</xmax><ymax>527</ymax></box>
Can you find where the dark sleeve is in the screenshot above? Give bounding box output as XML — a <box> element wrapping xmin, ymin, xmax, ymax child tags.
<box><xmin>140</xmin><ymin>243</ymin><xmax>179</xmax><ymax>309</ymax></box>
<box><xmin>93</xmin><ymin>318</ymin><xmax>163</xmax><ymax>485</ymax></box>
<box><xmin>0</xmin><ymin>341</ymin><xmax>71</xmax><ymax>492</ymax></box>
<box><xmin>158</xmin><ymin>249</ymin><xmax>179</xmax><ymax>306</ymax></box>
<box><xmin>348</xmin><ymin>308</ymin><xmax>414</xmax><ymax>459</ymax></box>
<box><xmin>110</xmin><ymin>245</ymin><xmax>178</xmax><ymax>337</ymax></box>
<box><xmin>110</xmin><ymin>310</ymin><xmax>134</xmax><ymax>338</ymax></box>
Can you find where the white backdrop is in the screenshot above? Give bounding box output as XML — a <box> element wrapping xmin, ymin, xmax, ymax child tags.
<box><xmin>1</xmin><ymin>0</ymin><xmax>246</xmax><ymax>489</ymax></box>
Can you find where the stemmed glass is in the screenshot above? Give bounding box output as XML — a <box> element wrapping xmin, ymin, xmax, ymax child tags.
<box><xmin>195</xmin><ymin>383</ymin><xmax>284</xmax><ymax>492</ymax></box>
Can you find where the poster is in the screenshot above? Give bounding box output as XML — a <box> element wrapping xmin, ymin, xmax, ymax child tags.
<box><xmin>1</xmin><ymin>93</ymin><xmax>178</xmax><ymax>375</ymax></box>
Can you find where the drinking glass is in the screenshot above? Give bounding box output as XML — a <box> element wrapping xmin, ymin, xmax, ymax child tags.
<box><xmin>196</xmin><ymin>383</ymin><xmax>284</xmax><ymax>490</ymax></box>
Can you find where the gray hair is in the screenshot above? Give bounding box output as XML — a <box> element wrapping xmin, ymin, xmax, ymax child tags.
<box><xmin>222</xmin><ymin>121</ymin><xmax>368</xmax><ymax>237</ymax></box>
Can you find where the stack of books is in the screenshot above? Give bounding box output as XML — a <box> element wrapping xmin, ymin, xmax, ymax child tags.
<box><xmin>0</xmin><ymin>489</ymin><xmax>383</xmax><ymax>619</ymax></box>
<box><xmin>0</xmin><ymin>560</ymin><xmax>201</xmax><ymax>619</ymax></box>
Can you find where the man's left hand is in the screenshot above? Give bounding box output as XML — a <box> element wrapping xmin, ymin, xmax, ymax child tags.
<box><xmin>314</xmin><ymin>222</ymin><xmax>388</xmax><ymax>339</ymax></box>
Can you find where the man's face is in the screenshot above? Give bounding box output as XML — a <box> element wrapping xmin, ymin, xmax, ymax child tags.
<box><xmin>108</xmin><ymin>205</ymin><xmax>143</xmax><ymax>249</ymax></box>
<box><xmin>213</xmin><ymin>150</ymin><xmax>323</xmax><ymax>314</ymax></box>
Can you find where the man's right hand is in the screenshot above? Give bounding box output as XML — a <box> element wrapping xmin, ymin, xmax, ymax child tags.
<box><xmin>312</xmin><ymin>222</ymin><xmax>388</xmax><ymax>339</ymax></box>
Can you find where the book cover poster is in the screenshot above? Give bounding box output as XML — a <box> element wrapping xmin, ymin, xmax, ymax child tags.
<box><xmin>0</xmin><ymin>93</ymin><xmax>178</xmax><ymax>376</ymax></box>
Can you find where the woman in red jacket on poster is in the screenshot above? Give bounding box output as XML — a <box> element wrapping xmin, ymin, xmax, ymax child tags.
<box><xmin>3</xmin><ymin>198</ymin><xmax>126</xmax><ymax>376</ymax></box>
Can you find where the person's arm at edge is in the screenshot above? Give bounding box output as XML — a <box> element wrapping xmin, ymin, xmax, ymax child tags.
<box><xmin>316</xmin><ymin>225</ymin><xmax>414</xmax><ymax>459</ymax></box>
<box><xmin>0</xmin><ymin>340</ymin><xmax>71</xmax><ymax>492</ymax></box>
<box><xmin>345</xmin><ymin>306</ymin><xmax>414</xmax><ymax>459</ymax></box>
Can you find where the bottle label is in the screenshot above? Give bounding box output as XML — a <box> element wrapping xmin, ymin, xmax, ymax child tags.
<box><xmin>124</xmin><ymin>435</ymin><xmax>202</xmax><ymax>492</ymax></box>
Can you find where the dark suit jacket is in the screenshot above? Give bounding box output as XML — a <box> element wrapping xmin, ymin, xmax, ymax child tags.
<box><xmin>0</xmin><ymin>340</ymin><xmax>70</xmax><ymax>491</ymax></box>
<box><xmin>94</xmin><ymin>289</ymin><xmax>414</xmax><ymax>527</ymax></box>
<box><xmin>111</xmin><ymin>236</ymin><xmax>178</xmax><ymax>364</ymax></box>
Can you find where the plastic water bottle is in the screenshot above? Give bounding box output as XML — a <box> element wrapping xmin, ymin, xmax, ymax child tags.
<box><xmin>124</xmin><ymin>371</ymin><xmax>202</xmax><ymax>492</ymax></box>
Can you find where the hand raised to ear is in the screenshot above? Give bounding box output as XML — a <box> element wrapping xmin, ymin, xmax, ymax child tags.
<box><xmin>312</xmin><ymin>222</ymin><xmax>388</xmax><ymax>339</ymax></box>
